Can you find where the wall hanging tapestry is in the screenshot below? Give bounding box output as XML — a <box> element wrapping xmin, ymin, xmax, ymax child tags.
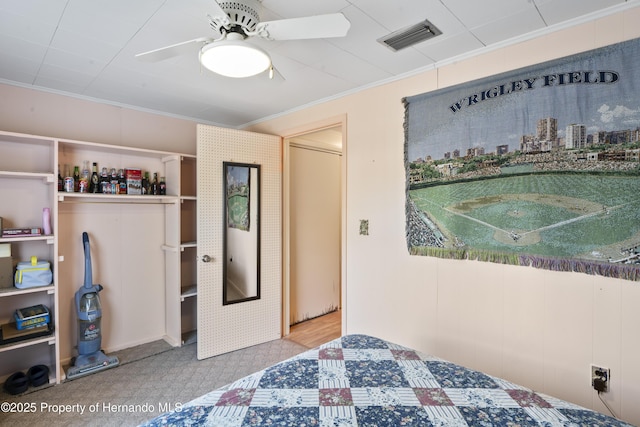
<box><xmin>404</xmin><ymin>37</ymin><xmax>640</xmax><ymax>280</ymax></box>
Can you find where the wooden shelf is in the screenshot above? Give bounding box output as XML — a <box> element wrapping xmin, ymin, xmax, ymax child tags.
<box><xmin>0</xmin><ymin>131</ymin><xmax>58</xmax><ymax>384</ymax></box>
<box><xmin>0</xmin><ymin>285</ymin><xmax>55</xmax><ymax>298</ymax></box>
<box><xmin>58</xmin><ymin>192</ymin><xmax>178</xmax><ymax>204</ymax></box>
<box><xmin>0</xmin><ymin>331</ymin><xmax>55</xmax><ymax>353</ymax></box>
<box><xmin>0</xmin><ymin>171</ymin><xmax>54</xmax><ymax>181</ymax></box>
<box><xmin>0</xmin><ymin>235</ymin><xmax>54</xmax><ymax>244</ymax></box>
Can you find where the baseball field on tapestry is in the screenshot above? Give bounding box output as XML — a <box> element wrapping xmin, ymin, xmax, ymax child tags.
<box><xmin>409</xmin><ymin>173</ymin><xmax>640</xmax><ymax>261</ymax></box>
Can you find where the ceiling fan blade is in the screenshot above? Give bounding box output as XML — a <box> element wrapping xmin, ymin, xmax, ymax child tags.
<box><xmin>136</xmin><ymin>37</ymin><xmax>212</xmax><ymax>62</ymax></box>
<box><xmin>209</xmin><ymin>0</ymin><xmax>231</xmax><ymax>28</ymax></box>
<box><xmin>256</xmin><ymin>13</ymin><xmax>350</xmax><ymax>41</ymax></box>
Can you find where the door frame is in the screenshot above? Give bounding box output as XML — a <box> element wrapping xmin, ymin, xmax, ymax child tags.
<box><xmin>281</xmin><ymin>115</ymin><xmax>347</xmax><ymax>337</ymax></box>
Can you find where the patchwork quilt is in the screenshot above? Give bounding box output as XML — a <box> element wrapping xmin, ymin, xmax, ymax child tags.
<box><xmin>142</xmin><ymin>334</ymin><xmax>632</xmax><ymax>426</ymax></box>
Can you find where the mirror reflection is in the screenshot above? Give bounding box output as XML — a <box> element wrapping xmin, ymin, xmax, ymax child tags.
<box><xmin>223</xmin><ymin>162</ymin><xmax>260</xmax><ymax>305</ymax></box>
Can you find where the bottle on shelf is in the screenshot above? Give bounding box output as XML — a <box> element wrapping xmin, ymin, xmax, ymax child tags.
<box><xmin>43</xmin><ymin>207</ymin><xmax>52</xmax><ymax>235</ymax></box>
<box><xmin>58</xmin><ymin>164</ymin><xmax>63</xmax><ymax>191</ymax></box>
<box><xmin>73</xmin><ymin>166</ymin><xmax>80</xmax><ymax>192</ymax></box>
<box><xmin>110</xmin><ymin>168</ymin><xmax>118</xmax><ymax>194</ymax></box>
<box><xmin>142</xmin><ymin>171</ymin><xmax>150</xmax><ymax>195</ymax></box>
<box><xmin>79</xmin><ymin>161</ymin><xmax>90</xmax><ymax>193</ymax></box>
<box><xmin>100</xmin><ymin>167</ymin><xmax>109</xmax><ymax>194</ymax></box>
<box><xmin>118</xmin><ymin>169</ymin><xmax>127</xmax><ymax>194</ymax></box>
<box><xmin>151</xmin><ymin>172</ymin><xmax>158</xmax><ymax>195</ymax></box>
<box><xmin>159</xmin><ymin>176</ymin><xmax>167</xmax><ymax>195</ymax></box>
<box><xmin>90</xmin><ymin>162</ymin><xmax>99</xmax><ymax>193</ymax></box>
<box><xmin>64</xmin><ymin>164</ymin><xmax>74</xmax><ymax>193</ymax></box>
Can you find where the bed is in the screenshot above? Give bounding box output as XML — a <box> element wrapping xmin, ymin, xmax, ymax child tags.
<box><xmin>142</xmin><ymin>334</ymin><xmax>632</xmax><ymax>426</ymax></box>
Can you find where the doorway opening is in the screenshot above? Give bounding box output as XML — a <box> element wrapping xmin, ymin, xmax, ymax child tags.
<box><xmin>283</xmin><ymin>123</ymin><xmax>345</xmax><ymax>344</ymax></box>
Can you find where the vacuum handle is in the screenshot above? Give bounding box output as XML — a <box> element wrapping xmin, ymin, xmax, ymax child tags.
<box><xmin>83</xmin><ymin>232</ymin><xmax>92</xmax><ymax>289</ymax></box>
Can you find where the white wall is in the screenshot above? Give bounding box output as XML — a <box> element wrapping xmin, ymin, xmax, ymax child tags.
<box><xmin>249</xmin><ymin>8</ymin><xmax>640</xmax><ymax>426</ymax></box>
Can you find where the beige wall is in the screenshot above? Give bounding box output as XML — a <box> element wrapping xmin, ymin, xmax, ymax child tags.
<box><xmin>0</xmin><ymin>84</ymin><xmax>197</xmax><ymax>154</ymax></box>
<box><xmin>249</xmin><ymin>7</ymin><xmax>640</xmax><ymax>425</ymax></box>
<box><xmin>1</xmin><ymin>5</ymin><xmax>639</xmax><ymax>424</ymax></box>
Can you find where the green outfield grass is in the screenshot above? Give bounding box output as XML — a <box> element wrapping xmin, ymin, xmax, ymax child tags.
<box><xmin>409</xmin><ymin>173</ymin><xmax>640</xmax><ymax>259</ymax></box>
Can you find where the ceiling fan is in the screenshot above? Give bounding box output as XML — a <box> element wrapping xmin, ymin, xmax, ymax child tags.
<box><xmin>136</xmin><ymin>0</ymin><xmax>351</xmax><ymax>78</ymax></box>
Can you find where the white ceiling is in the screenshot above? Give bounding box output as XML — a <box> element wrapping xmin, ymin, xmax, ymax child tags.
<box><xmin>0</xmin><ymin>0</ymin><xmax>636</xmax><ymax>128</ymax></box>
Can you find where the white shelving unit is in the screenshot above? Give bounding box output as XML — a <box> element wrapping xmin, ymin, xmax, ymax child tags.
<box><xmin>55</xmin><ymin>139</ymin><xmax>197</xmax><ymax>362</ymax></box>
<box><xmin>164</xmin><ymin>155</ymin><xmax>197</xmax><ymax>346</ymax></box>
<box><xmin>0</xmin><ymin>131</ymin><xmax>59</xmax><ymax>386</ymax></box>
<box><xmin>1</xmin><ymin>131</ymin><xmax>197</xmax><ymax>387</ymax></box>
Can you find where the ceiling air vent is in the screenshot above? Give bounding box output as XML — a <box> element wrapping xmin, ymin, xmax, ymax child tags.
<box><xmin>378</xmin><ymin>19</ymin><xmax>442</xmax><ymax>52</ymax></box>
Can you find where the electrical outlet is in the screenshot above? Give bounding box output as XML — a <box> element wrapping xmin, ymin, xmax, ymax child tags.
<box><xmin>591</xmin><ymin>364</ymin><xmax>610</xmax><ymax>392</ymax></box>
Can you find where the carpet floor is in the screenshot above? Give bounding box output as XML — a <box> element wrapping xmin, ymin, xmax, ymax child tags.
<box><xmin>1</xmin><ymin>338</ymin><xmax>308</xmax><ymax>426</ymax></box>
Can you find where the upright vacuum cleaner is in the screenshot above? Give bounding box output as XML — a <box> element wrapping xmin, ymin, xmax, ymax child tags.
<box><xmin>66</xmin><ymin>232</ymin><xmax>119</xmax><ymax>380</ymax></box>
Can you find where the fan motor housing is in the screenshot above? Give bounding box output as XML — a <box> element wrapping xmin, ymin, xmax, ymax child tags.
<box><xmin>210</xmin><ymin>0</ymin><xmax>261</xmax><ymax>35</ymax></box>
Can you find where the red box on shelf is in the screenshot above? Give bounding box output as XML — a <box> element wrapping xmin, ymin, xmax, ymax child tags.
<box><xmin>125</xmin><ymin>168</ymin><xmax>142</xmax><ymax>194</ymax></box>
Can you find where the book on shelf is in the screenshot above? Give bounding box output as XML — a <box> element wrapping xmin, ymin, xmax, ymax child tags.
<box><xmin>1</xmin><ymin>227</ymin><xmax>43</xmax><ymax>237</ymax></box>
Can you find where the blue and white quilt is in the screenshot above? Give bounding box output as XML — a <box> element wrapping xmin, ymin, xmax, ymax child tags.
<box><xmin>143</xmin><ymin>334</ymin><xmax>632</xmax><ymax>426</ymax></box>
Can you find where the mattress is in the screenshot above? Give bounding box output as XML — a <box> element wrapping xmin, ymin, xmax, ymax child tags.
<box><xmin>142</xmin><ymin>334</ymin><xmax>632</xmax><ymax>426</ymax></box>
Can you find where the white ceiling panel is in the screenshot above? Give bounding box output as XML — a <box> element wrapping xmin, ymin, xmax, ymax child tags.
<box><xmin>535</xmin><ymin>0</ymin><xmax>624</xmax><ymax>25</ymax></box>
<box><xmin>348</xmin><ymin>0</ymin><xmax>449</xmax><ymax>34</ymax></box>
<box><xmin>57</xmin><ymin>10</ymin><xmax>135</xmax><ymax>48</ymax></box>
<box><xmin>313</xmin><ymin>48</ymin><xmax>391</xmax><ymax>85</ymax></box>
<box><xmin>0</xmin><ymin>0</ymin><xmax>636</xmax><ymax>127</ymax></box>
<box><xmin>0</xmin><ymin>0</ymin><xmax>67</xmax><ymax>26</ymax></box>
<box><xmin>50</xmin><ymin>29</ymin><xmax>121</xmax><ymax>63</ymax></box>
<box><xmin>39</xmin><ymin>49</ymin><xmax>106</xmax><ymax>85</ymax></box>
<box><xmin>441</xmin><ymin>0</ymin><xmax>536</xmax><ymax>29</ymax></box>
<box><xmin>470</xmin><ymin>8</ymin><xmax>547</xmax><ymax>46</ymax></box>
<box><xmin>413</xmin><ymin>31</ymin><xmax>485</xmax><ymax>63</ymax></box>
<box><xmin>0</xmin><ymin>54</ymin><xmax>40</xmax><ymax>84</ymax></box>
<box><xmin>0</xmin><ymin>9</ymin><xmax>59</xmax><ymax>46</ymax></box>
<box><xmin>0</xmin><ymin>34</ymin><xmax>48</xmax><ymax>62</ymax></box>
<box><xmin>34</xmin><ymin>74</ymin><xmax>93</xmax><ymax>94</ymax></box>
<box><xmin>68</xmin><ymin>0</ymin><xmax>165</xmax><ymax>26</ymax></box>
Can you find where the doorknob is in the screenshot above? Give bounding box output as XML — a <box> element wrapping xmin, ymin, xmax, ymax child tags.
<box><xmin>200</xmin><ymin>254</ymin><xmax>213</xmax><ymax>263</ymax></box>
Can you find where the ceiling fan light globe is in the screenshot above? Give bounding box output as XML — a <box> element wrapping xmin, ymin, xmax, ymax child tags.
<box><xmin>200</xmin><ymin>41</ymin><xmax>271</xmax><ymax>78</ymax></box>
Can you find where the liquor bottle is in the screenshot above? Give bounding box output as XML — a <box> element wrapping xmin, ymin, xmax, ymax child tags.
<box><xmin>73</xmin><ymin>166</ymin><xmax>80</xmax><ymax>192</ymax></box>
<box><xmin>100</xmin><ymin>167</ymin><xmax>109</xmax><ymax>194</ymax></box>
<box><xmin>110</xmin><ymin>168</ymin><xmax>118</xmax><ymax>194</ymax></box>
<box><xmin>64</xmin><ymin>164</ymin><xmax>74</xmax><ymax>192</ymax></box>
<box><xmin>79</xmin><ymin>161</ymin><xmax>90</xmax><ymax>193</ymax></box>
<box><xmin>142</xmin><ymin>171</ymin><xmax>150</xmax><ymax>195</ymax></box>
<box><xmin>90</xmin><ymin>162</ymin><xmax>100</xmax><ymax>193</ymax></box>
<box><xmin>118</xmin><ymin>169</ymin><xmax>127</xmax><ymax>194</ymax></box>
<box><xmin>151</xmin><ymin>172</ymin><xmax>158</xmax><ymax>195</ymax></box>
<box><xmin>159</xmin><ymin>176</ymin><xmax>167</xmax><ymax>195</ymax></box>
<box><xmin>58</xmin><ymin>164</ymin><xmax>63</xmax><ymax>191</ymax></box>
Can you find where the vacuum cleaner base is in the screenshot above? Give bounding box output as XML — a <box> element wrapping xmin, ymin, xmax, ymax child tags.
<box><xmin>66</xmin><ymin>350</ymin><xmax>119</xmax><ymax>380</ymax></box>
